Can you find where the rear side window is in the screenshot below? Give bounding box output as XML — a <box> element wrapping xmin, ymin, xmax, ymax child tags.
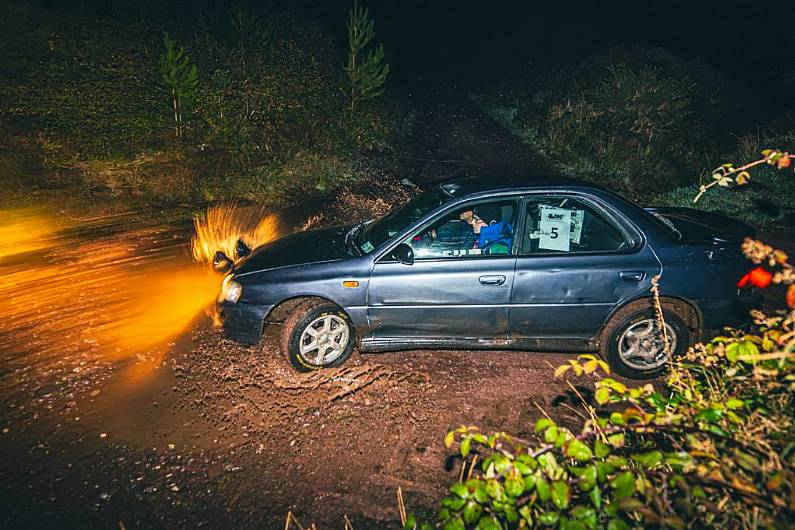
<box><xmin>521</xmin><ymin>196</ymin><xmax>629</xmax><ymax>254</ymax></box>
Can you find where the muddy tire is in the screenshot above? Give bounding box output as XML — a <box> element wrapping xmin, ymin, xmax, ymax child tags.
<box><xmin>600</xmin><ymin>304</ymin><xmax>690</xmax><ymax>379</ymax></box>
<box><xmin>280</xmin><ymin>300</ymin><xmax>355</xmax><ymax>372</ymax></box>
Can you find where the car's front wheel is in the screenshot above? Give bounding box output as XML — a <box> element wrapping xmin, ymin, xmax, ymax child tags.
<box><xmin>600</xmin><ymin>304</ymin><xmax>690</xmax><ymax>379</ymax></box>
<box><xmin>280</xmin><ymin>300</ymin><xmax>356</xmax><ymax>372</ymax></box>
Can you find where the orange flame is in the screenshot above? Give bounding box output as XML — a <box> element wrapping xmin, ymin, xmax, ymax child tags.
<box><xmin>0</xmin><ymin>207</ymin><xmax>221</xmax><ymax>389</ymax></box>
<box><xmin>191</xmin><ymin>203</ymin><xmax>281</xmax><ymax>264</ymax></box>
<box><xmin>0</xmin><ymin>206</ymin><xmax>68</xmax><ymax>259</ymax></box>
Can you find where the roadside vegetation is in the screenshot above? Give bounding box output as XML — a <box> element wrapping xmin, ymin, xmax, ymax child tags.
<box><xmin>474</xmin><ymin>47</ymin><xmax>795</xmax><ymax>226</ymax></box>
<box><xmin>0</xmin><ymin>1</ymin><xmax>398</xmax><ymax>207</ymax></box>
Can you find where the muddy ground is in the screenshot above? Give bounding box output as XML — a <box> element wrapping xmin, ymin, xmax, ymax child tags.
<box><xmin>2</xmin><ymin>320</ymin><xmax>597</xmax><ymax>529</ymax></box>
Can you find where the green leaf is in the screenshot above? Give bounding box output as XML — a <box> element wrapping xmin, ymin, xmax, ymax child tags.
<box><xmin>485</xmin><ymin>479</ymin><xmax>504</xmax><ymax>501</ymax></box>
<box><xmin>578</xmin><ymin>465</ymin><xmax>598</xmax><ymax>492</ymax></box>
<box><xmin>554</xmin><ymin>429</ymin><xmax>568</xmax><ymax>448</ymax></box>
<box><xmin>726</xmin><ymin>343</ymin><xmax>740</xmax><ymax>362</ymax></box>
<box><xmin>726</xmin><ymin>398</ymin><xmax>745</xmax><ymax>410</ymax></box>
<box><xmin>561</xmin><ymin>520</ymin><xmax>587</xmax><ymax>530</ymax></box>
<box><xmin>504</xmin><ymin>505</ymin><xmax>519</xmax><ymax>523</ymax></box>
<box><xmin>544</xmin><ymin>425</ymin><xmax>559</xmax><ymax>444</ymax></box>
<box><xmin>589</xmin><ymin>487</ymin><xmax>601</xmax><ymax>509</ymax></box>
<box><xmin>442</xmin><ymin>495</ymin><xmax>466</xmax><ymax>511</ymax></box>
<box><xmin>538</xmin><ymin>512</ymin><xmax>560</xmax><ymax>526</ymax></box>
<box><xmin>695</xmin><ymin>408</ymin><xmax>723</xmax><ymax>423</ymax></box>
<box><xmin>566</xmin><ymin>440</ymin><xmax>594</xmax><ymax>461</ymax></box>
<box><xmin>551</xmin><ymin>480</ymin><xmax>571</xmax><ymax>510</ymax></box>
<box><xmin>537</xmin><ymin>478</ymin><xmax>551</xmax><ymax>502</ymax></box>
<box><xmin>451</xmin><ymin>482</ymin><xmax>469</xmax><ymax>499</ymax></box>
<box><xmin>607</xmin><ymin>433</ymin><xmax>625</xmax><ymax>448</ymax></box>
<box><xmin>611</xmin><ymin>472</ymin><xmax>635</xmax><ymax>500</ymax></box>
<box><xmin>476</xmin><ymin>516</ymin><xmax>501</xmax><ymax>530</ymax></box>
<box><xmin>535</xmin><ymin>418</ymin><xmax>554</xmax><ymax>433</ymax></box>
<box><xmin>463</xmin><ymin>501</ymin><xmax>482</xmax><ymax>525</ymax></box>
<box><xmin>571</xmin><ymin>506</ymin><xmax>596</xmax><ymax>521</ymax></box>
<box><xmin>595</xmin><ymin>387</ymin><xmax>611</xmax><ymax>405</ymax></box>
<box><xmin>554</xmin><ymin>364</ymin><xmax>572</xmax><ymax>377</ymax></box>
<box><xmin>631</xmin><ymin>450</ymin><xmax>662</xmax><ymax>468</ymax></box>
<box><xmin>445</xmin><ymin>431</ymin><xmax>455</xmax><ymax>449</ymax></box>
<box><xmin>523</xmin><ymin>474</ymin><xmax>537</xmax><ymax>492</ymax></box>
<box><xmin>460</xmin><ymin>437</ymin><xmax>471</xmax><ymax>458</ymax></box>
<box><xmin>594</xmin><ymin>439</ymin><xmax>610</xmax><ymax>458</ymax></box>
<box><xmin>473</xmin><ymin>482</ymin><xmax>489</xmax><ymax>503</ymax></box>
<box><xmin>443</xmin><ymin>517</ymin><xmax>465</xmax><ymax>530</ymax></box>
<box><xmin>514</xmin><ymin>460</ymin><xmax>531</xmax><ymax>475</ymax></box>
<box><xmin>505</xmin><ymin>476</ymin><xmax>524</xmax><ymax>497</ymax></box>
<box><xmin>664</xmin><ymin>452</ymin><xmax>692</xmax><ymax>469</ymax></box>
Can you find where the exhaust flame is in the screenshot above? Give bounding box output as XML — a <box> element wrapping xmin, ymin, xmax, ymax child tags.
<box><xmin>191</xmin><ymin>204</ymin><xmax>281</xmax><ymax>265</ymax></box>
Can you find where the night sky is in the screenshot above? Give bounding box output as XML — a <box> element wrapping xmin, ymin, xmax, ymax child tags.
<box><xmin>359</xmin><ymin>1</ymin><xmax>794</xmax><ymax>81</ymax></box>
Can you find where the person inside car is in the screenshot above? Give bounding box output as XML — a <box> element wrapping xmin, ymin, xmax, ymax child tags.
<box><xmin>459</xmin><ymin>208</ymin><xmax>489</xmax><ymax>237</ymax></box>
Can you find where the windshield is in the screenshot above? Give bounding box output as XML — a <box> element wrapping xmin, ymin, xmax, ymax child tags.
<box><xmin>356</xmin><ymin>188</ymin><xmax>449</xmax><ymax>253</ymax></box>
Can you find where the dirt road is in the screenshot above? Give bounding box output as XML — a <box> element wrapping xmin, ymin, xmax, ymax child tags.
<box><xmin>1</xmin><ymin>290</ymin><xmax>589</xmax><ymax>529</ymax></box>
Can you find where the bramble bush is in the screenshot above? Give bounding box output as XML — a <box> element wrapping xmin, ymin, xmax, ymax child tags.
<box><xmin>405</xmin><ymin>150</ymin><xmax>794</xmax><ymax>530</ymax></box>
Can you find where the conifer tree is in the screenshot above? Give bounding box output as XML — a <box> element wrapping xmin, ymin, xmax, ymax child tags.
<box><xmin>160</xmin><ymin>34</ymin><xmax>199</xmax><ymax>139</ymax></box>
<box><xmin>343</xmin><ymin>2</ymin><xmax>389</xmax><ymax>112</ymax></box>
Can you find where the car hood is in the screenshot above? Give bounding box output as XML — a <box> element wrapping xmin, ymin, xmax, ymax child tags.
<box><xmin>645</xmin><ymin>207</ymin><xmax>754</xmax><ymax>243</ymax></box>
<box><xmin>234</xmin><ymin>224</ymin><xmax>354</xmax><ymax>276</ymax></box>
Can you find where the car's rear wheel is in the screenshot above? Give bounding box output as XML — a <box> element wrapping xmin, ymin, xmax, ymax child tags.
<box><xmin>600</xmin><ymin>304</ymin><xmax>690</xmax><ymax>379</ymax></box>
<box><xmin>280</xmin><ymin>300</ymin><xmax>355</xmax><ymax>372</ymax></box>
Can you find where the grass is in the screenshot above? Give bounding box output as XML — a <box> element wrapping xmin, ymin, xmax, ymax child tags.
<box><xmin>654</xmin><ymin>165</ymin><xmax>795</xmax><ymax>227</ymax></box>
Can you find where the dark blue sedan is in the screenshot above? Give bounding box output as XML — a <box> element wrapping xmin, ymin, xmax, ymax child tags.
<box><xmin>217</xmin><ymin>176</ymin><xmax>761</xmax><ymax>378</ymax></box>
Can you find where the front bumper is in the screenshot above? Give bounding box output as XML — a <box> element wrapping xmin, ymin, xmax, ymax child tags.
<box><xmin>218</xmin><ymin>301</ymin><xmax>273</xmax><ymax>345</ymax></box>
<box><xmin>699</xmin><ymin>291</ymin><xmax>763</xmax><ymax>329</ymax></box>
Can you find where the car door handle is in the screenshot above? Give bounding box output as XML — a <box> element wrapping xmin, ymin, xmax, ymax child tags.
<box><xmin>619</xmin><ymin>271</ymin><xmax>645</xmax><ymax>282</ymax></box>
<box><xmin>479</xmin><ymin>275</ymin><xmax>506</xmax><ymax>286</ymax></box>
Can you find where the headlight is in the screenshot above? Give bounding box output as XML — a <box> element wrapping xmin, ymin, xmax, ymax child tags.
<box><xmin>221</xmin><ymin>275</ymin><xmax>242</xmax><ymax>303</ymax></box>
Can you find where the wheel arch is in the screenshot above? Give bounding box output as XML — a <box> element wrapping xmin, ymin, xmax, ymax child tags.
<box><xmin>266</xmin><ymin>295</ymin><xmax>349</xmax><ymax>325</ymax></box>
<box><xmin>597</xmin><ymin>295</ymin><xmax>702</xmax><ymax>342</ymax></box>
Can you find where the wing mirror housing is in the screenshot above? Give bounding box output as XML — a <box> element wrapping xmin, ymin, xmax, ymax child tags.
<box><xmin>391</xmin><ymin>243</ymin><xmax>414</xmax><ymax>265</ymax></box>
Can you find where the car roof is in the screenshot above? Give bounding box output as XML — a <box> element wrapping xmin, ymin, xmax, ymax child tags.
<box><xmin>437</xmin><ymin>174</ymin><xmax>607</xmax><ymax>197</ymax></box>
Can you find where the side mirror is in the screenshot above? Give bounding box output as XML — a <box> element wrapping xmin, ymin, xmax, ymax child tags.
<box><xmin>212</xmin><ymin>250</ymin><xmax>234</xmax><ymax>274</ymax></box>
<box><xmin>391</xmin><ymin>243</ymin><xmax>414</xmax><ymax>265</ymax></box>
<box><xmin>235</xmin><ymin>238</ymin><xmax>251</xmax><ymax>259</ymax></box>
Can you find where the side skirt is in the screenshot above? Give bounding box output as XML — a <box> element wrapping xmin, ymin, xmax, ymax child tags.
<box><xmin>359</xmin><ymin>336</ymin><xmax>598</xmax><ymax>354</ymax></box>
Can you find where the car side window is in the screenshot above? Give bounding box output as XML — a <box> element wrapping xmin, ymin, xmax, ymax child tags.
<box><xmin>521</xmin><ymin>196</ymin><xmax>629</xmax><ymax>255</ymax></box>
<box><xmin>405</xmin><ymin>199</ymin><xmax>518</xmax><ymax>259</ymax></box>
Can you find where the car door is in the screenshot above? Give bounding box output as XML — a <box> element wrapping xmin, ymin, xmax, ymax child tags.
<box><xmin>367</xmin><ymin>197</ymin><xmax>519</xmax><ymax>342</ymax></box>
<box><xmin>509</xmin><ymin>194</ymin><xmax>661</xmax><ymax>342</ymax></box>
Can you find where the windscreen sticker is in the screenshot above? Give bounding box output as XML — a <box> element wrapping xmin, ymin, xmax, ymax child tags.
<box><xmin>361</xmin><ymin>241</ymin><xmax>374</xmax><ymax>253</ymax></box>
<box><xmin>570</xmin><ymin>209</ymin><xmax>584</xmax><ymax>244</ymax></box>
<box><xmin>538</xmin><ymin>205</ymin><xmax>571</xmax><ymax>251</ymax></box>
